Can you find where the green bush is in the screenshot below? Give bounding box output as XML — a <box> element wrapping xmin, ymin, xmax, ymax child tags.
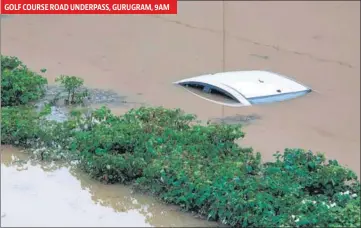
<box><xmin>69</xmin><ymin>107</ymin><xmax>360</xmax><ymax>227</ymax></box>
<box><xmin>55</xmin><ymin>75</ymin><xmax>89</xmax><ymax>105</ymax></box>
<box><xmin>1</xmin><ymin>106</ymin><xmax>42</xmax><ymax>147</ymax></box>
<box><xmin>0</xmin><ymin>105</ymin><xmax>84</xmax><ymax>160</ymax></box>
<box><xmin>329</xmin><ymin>196</ymin><xmax>360</xmax><ymax>227</ymax></box>
<box><xmin>1</xmin><ymin>55</ymin><xmax>47</xmax><ymax>106</ymax></box>
<box><xmin>74</xmin><ymin>107</ymin><xmax>202</xmax><ymax>183</ymax></box>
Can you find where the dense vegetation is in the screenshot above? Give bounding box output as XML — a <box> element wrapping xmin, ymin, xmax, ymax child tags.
<box><xmin>1</xmin><ymin>55</ymin><xmax>360</xmax><ymax>227</ymax></box>
<box><xmin>1</xmin><ymin>56</ymin><xmax>47</xmax><ymax>106</ymax></box>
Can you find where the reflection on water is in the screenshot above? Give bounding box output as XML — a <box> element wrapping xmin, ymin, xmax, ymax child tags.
<box><xmin>1</xmin><ymin>146</ymin><xmax>219</xmax><ymax>227</ymax></box>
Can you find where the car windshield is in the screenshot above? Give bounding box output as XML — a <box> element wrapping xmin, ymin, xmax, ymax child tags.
<box><xmin>180</xmin><ymin>82</ymin><xmax>241</xmax><ymax>105</ymax></box>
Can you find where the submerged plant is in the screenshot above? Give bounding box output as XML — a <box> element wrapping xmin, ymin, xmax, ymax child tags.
<box><xmin>55</xmin><ymin>75</ymin><xmax>89</xmax><ymax>105</ymax></box>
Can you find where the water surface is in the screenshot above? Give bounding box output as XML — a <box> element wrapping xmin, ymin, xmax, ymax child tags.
<box><xmin>1</xmin><ymin>2</ymin><xmax>359</xmax><ymax>174</ymax></box>
<box><xmin>1</xmin><ymin>146</ymin><xmax>219</xmax><ymax>227</ymax></box>
<box><xmin>1</xmin><ymin>2</ymin><xmax>360</xmax><ymax>226</ymax></box>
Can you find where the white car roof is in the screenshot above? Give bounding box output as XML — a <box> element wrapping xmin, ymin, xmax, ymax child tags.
<box><xmin>175</xmin><ymin>70</ymin><xmax>311</xmax><ymax>107</ymax></box>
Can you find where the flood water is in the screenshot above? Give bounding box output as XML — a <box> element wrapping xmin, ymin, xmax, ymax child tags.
<box><xmin>1</xmin><ymin>146</ymin><xmax>218</xmax><ymax>227</ymax></box>
<box><xmin>1</xmin><ymin>1</ymin><xmax>360</xmax><ymax>226</ymax></box>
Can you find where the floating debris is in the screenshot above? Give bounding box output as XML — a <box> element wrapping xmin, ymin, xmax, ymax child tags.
<box><xmin>209</xmin><ymin>114</ymin><xmax>261</xmax><ymax>125</ymax></box>
<box><xmin>40</xmin><ymin>85</ymin><xmax>127</xmax><ymax>106</ymax></box>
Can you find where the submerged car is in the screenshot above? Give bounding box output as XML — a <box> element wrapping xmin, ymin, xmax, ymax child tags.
<box><xmin>174</xmin><ymin>70</ymin><xmax>312</xmax><ymax>107</ymax></box>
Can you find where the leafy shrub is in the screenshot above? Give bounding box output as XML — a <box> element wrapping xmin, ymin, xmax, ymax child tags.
<box><xmin>134</xmin><ymin>148</ymin><xmax>360</xmax><ymax>227</ymax></box>
<box><xmin>55</xmin><ymin>75</ymin><xmax>89</xmax><ymax>105</ymax></box>
<box><xmin>1</xmin><ymin>106</ymin><xmax>42</xmax><ymax>147</ymax></box>
<box><xmin>1</xmin><ymin>55</ymin><xmax>47</xmax><ymax>106</ymax></box>
<box><xmin>1</xmin><ymin>55</ymin><xmax>24</xmax><ymax>71</ymax></box>
<box><xmin>74</xmin><ymin>107</ymin><xmax>200</xmax><ymax>183</ymax></box>
<box><xmin>255</xmin><ymin>149</ymin><xmax>360</xmax><ymax>227</ymax></box>
<box><xmin>70</xmin><ymin>107</ymin><xmax>360</xmax><ymax>227</ymax></box>
<box><xmin>1</xmin><ymin>105</ymin><xmax>85</xmax><ymax>161</ymax></box>
<box><xmin>329</xmin><ymin>196</ymin><xmax>360</xmax><ymax>227</ymax></box>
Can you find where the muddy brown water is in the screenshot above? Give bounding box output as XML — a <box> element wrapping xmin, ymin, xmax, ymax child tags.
<box><xmin>1</xmin><ymin>1</ymin><xmax>360</xmax><ymax>226</ymax></box>
<box><xmin>1</xmin><ymin>146</ymin><xmax>219</xmax><ymax>227</ymax></box>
